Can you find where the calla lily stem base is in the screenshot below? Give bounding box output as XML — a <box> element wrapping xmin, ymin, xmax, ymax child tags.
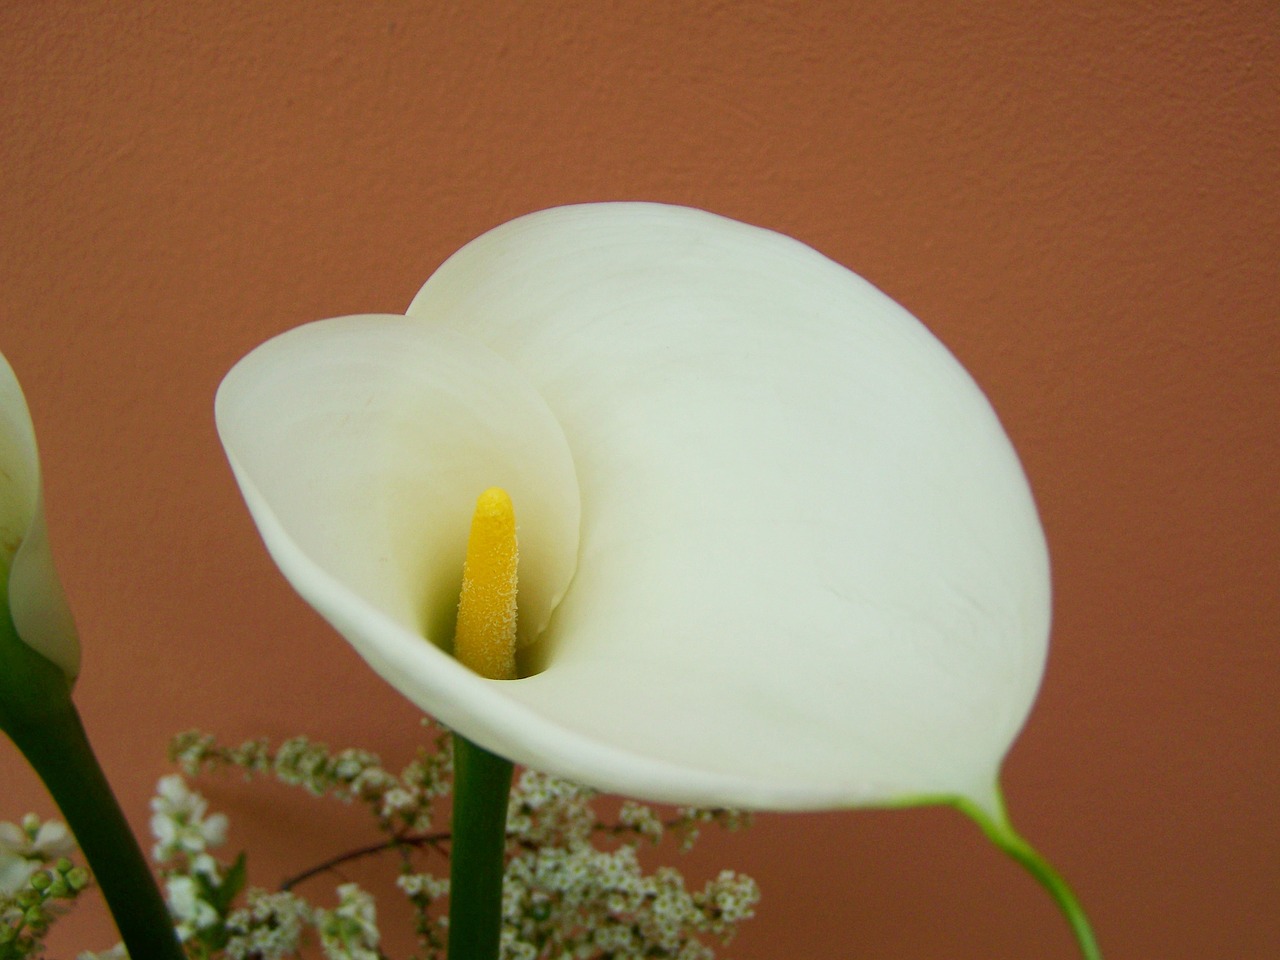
<box><xmin>0</xmin><ymin>656</ymin><xmax>183</xmax><ymax>959</ymax></box>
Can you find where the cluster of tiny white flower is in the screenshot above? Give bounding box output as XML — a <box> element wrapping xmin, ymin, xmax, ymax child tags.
<box><xmin>0</xmin><ymin>815</ymin><xmax>76</xmax><ymax>896</ymax></box>
<box><xmin>75</xmin><ymin>945</ymin><xmax>128</xmax><ymax>960</ymax></box>
<box><xmin>495</xmin><ymin>769</ymin><xmax>760</xmax><ymax>960</ymax></box>
<box><xmin>501</xmin><ymin>846</ymin><xmax>758</xmax><ymax>960</ymax></box>
<box><xmin>170</xmin><ymin>724</ymin><xmax>453</xmax><ymax>837</ymax></box>
<box><xmin>506</xmin><ymin>770</ymin><xmax>597</xmax><ymax>849</ymax></box>
<box><xmin>149</xmin><ymin>774</ymin><xmax>237</xmax><ymax>944</ymax></box>
<box><xmin>0</xmin><ymin>816</ymin><xmax>90</xmax><ymax>959</ymax></box>
<box><xmin>314</xmin><ymin>884</ymin><xmax>380</xmax><ymax>960</ymax></box>
<box><xmin>617</xmin><ymin>801</ymin><xmax>665</xmax><ymax>845</ymax></box>
<box><xmin>222</xmin><ymin>889</ymin><xmax>312</xmax><ymax>960</ymax></box>
<box><xmin>150</xmin><ymin>774</ymin><xmax>229</xmax><ymax>876</ymax></box>
<box><xmin>165</xmin><ymin>874</ymin><xmax>219</xmax><ymax>941</ymax></box>
<box><xmin>6</xmin><ymin>722</ymin><xmax>760</xmax><ymax>959</ymax></box>
<box><xmin>145</xmin><ymin>770</ymin><xmax>392</xmax><ymax>960</ymax></box>
<box><xmin>672</xmin><ymin>807</ymin><xmax>754</xmax><ymax>853</ymax></box>
<box><xmin>703</xmin><ymin>870</ymin><xmax>759</xmax><ymax>926</ymax></box>
<box><xmin>167</xmin><ymin>726</ymin><xmax>760</xmax><ymax>959</ymax></box>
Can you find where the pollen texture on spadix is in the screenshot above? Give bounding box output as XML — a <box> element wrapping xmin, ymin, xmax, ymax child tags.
<box><xmin>454</xmin><ymin>487</ymin><xmax>519</xmax><ymax>681</ymax></box>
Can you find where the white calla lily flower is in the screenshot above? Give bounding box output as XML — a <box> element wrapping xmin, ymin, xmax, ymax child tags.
<box><xmin>216</xmin><ymin>203</ymin><xmax>1049</xmax><ymax>816</ymax></box>
<box><xmin>0</xmin><ymin>351</ymin><xmax>78</xmax><ymax>680</ymax></box>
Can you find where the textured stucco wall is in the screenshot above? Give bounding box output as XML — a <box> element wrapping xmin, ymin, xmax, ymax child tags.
<box><xmin>1</xmin><ymin>3</ymin><xmax>1276</xmax><ymax>957</ymax></box>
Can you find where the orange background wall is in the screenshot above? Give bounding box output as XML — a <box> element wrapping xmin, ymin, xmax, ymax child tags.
<box><xmin>2</xmin><ymin>3</ymin><xmax>1275</xmax><ymax>958</ymax></box>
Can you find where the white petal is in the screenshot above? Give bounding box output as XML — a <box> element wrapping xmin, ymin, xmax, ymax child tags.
<box><xmin>150</xmin><ymin>814</ymin><xmax>177</xmax><ymax>847</ymax></box>
<box><xmin>0</xmin><ymin>853</ymin><xmax>38</xmax><ymax>896</ymax></box>
<box><xmin>0</xmin><ymin>821</ymin><xmax>25</xmax><ymax>851</ymax></box>
<box><xmin>0</xmin><ymin>351</ymin><xmax>79</xmax><ymax>679</ymax></box>
<box><xmin>200</xmin><ymin>812</ymin><xmax>228</xmax><ymax>848</ymax></box>
<box><xmin>165</xmin><ymin>874</ymin><xmax>201</xmax><ymax>918</ymax></box>
<box><xmin>403</xmin><ymin>204</ymin><xmax>1049</xmax><ymax>812</ymax></box>
<box><xmin>216</xmin><ymin>316</ymin><xmax>581</xmax><ymax>741</ymax></box>
<box><xmin>31</xmin><ymin>819</ymin><xmax>74</xmax><ymax>856</ymax></box>
<box><xmin>153</xmin><ymin>773</ymin><xmax>188</xmax><ymax>808</ymax></box>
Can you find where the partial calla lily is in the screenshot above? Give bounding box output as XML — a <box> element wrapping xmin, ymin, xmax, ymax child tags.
<box><xmin>0</xmin><ymin>356</ymin><xmax>239</xmax><ymax>960</ymax></box>
<box><xmin>0</xmin><ymin>351</ymin><xmax>78</xmax><ymax>681</ymax></box>
<box><xmin>216</xmin><ymin>203</ymin><xmax>1049</xmax><ymax>818</ymax></box>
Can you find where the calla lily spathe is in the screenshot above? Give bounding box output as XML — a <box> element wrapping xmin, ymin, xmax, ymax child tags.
<box><xmin>0</xmin><ymin>352</ymin><xmax>78</xmax><ymax>681</ymax></box>
<box><xmin>216</xmin><ymin>203</ymin><xmax>1050</xmax><ymax>816</ymax></box>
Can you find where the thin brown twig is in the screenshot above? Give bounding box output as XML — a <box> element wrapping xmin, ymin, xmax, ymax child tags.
<box><xmin>280</xmin><ymin>831</ymin><xmax>450</xmax><ymax>891</ymax></box>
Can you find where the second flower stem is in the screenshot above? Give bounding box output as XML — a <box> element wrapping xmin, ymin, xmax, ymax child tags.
<box><xmin>0</xmin><ymin>601</ymin><xmax>183</xmax><ymax>960</ymax></box>
<box><xmin>5</xmin><ymin>698</ymin><xmax>183</xmax><ymax>960</ymax></box>
<box><xmin>448</xmin><ymin>732</ymin><xmax>514</xmax><ymax>960</ymax></box>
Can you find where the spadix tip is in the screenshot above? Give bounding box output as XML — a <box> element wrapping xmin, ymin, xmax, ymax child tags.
<box><xmin>473</xmin><ymin>487</ymin><xmax>514</xmax><ymax>520</ymax></box>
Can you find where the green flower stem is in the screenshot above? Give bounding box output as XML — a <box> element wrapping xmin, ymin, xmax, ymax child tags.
<box><xmin>448</xmin><ymin>732</ymin><xmax>514</xmax><ymax>960</ymax></box>
<box><xmin>0</xmin><ymin>611</ymin><xmax>183</xmax><ymax>960</ymax></box>
<box><xmin>951</xmin><ymin>793</ymin><xmax>1102</xmax><ymax>960</ymax></box>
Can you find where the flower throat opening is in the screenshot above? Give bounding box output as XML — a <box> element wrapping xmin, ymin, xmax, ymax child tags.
<box><xmin>454</xmin><ymin>487</ymin><xmax>519</xmax><ymax>680</ymax></box>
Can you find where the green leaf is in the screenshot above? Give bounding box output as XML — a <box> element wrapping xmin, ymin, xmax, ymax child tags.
<box><xmin>215</xmin><ymin>852</ymin><xmax>249</xmax><ymax>916</ymax></box>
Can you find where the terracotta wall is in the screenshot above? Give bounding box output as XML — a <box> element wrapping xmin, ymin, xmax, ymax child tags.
<box><xmin>2</xmin><ymin>3</ymin><xmax>1275</xmax><ymax>957</ymax></box>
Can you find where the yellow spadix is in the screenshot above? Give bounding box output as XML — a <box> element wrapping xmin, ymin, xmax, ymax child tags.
<box><xmin>454</xmin><ymin>488</ymin><xmax>519</xmax><ymax>681</ymax></box>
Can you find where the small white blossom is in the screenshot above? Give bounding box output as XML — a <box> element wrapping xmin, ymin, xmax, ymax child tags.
<box><xmin>224</xmin><ymin>889</ymin><xmax>314</xmax><ymax>960</ymax></box>
<box><xmin>274</xmin><ymin>737</ymin><xmax>334</xmax><ymax>794</ymax></box>
<box><xmin>379</xmin><ymin>786</ymin><xmax>417</xmax><ymax>817</ymax></box>
<box><xmin>150</xmin><ymin>774</ymin><xmax>228</xmax><ymax>867</ymax></box>
<box><xmin>331</xmin><ymin>748</ymin><xmax>379</xmax><ymax>784</ymax></box>
<box><xmin>0</xmin><ymin>815</ymin><xmax>76</xmax><ymax>895</ymax></box>
<box><xmin>316</xmin><ymin>883</ymin><xmax>380</xmax><ymax>960</ymax></box>
<box><xmin>498</xmin><ymin>927</ymin><xmax>538</xmax><ymax>960</ymax></box>
<box><xmin>704</xmin><ymin>869</ymin><xmax>760</xmax><ymax>925</ymax></box>
<box><xmin>397</xmin><ymin>872</ymin><xmax>449</xmax><ymax>899</ymax></box>
<box><xmin>166</xmin><ymin>874</ymin><xmax>220</xmax><ymax>940</ymax></box>
<box><xmin>76</xmin><ymin>946</ymin><xmax>128</xmax><ymax>960</ymax></box>
<box><xmin>592</xmin><ymin>920</ymin><xmax>638</xmax><ymax>953</ymax></box>
<box><xmin>618</xmin><ymin>800</ymin><xmax>664</xmax><ymax>844</ymax></box>
<box><xmin>506</xmin><ymin>770</ymin><xmax>595</xmax><ymax>849</ymax></box>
